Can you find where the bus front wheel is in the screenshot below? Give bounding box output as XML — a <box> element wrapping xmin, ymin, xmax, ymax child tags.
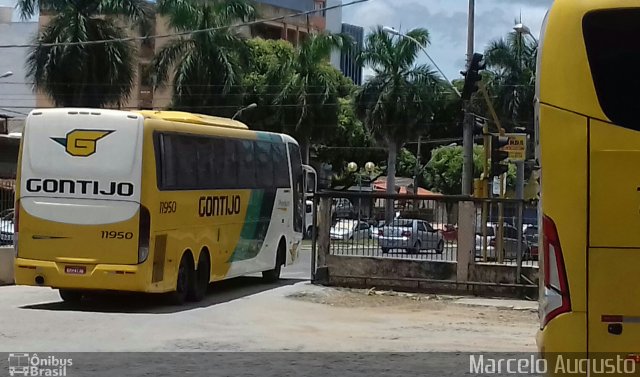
<box><xmin>263</xmin><ymin>241</ymin><xmax>285</xmax><ymax>283</ymax></box>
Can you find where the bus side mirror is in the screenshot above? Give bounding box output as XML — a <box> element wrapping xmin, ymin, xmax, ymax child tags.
<box><xmin>304</xmin><ymin>170</ymin><xmax>316</xmax><ymax>193</ymax></box>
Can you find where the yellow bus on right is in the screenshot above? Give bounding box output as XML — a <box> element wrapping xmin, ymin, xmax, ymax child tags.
<box><xmin>536</xmin><ymin>0</ymin><xmax>640</xmax><ymax>358</ymax></box>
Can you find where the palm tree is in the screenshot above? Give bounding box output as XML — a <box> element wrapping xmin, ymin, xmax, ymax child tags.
<box><xmin>275</xmin><ymin>32</ymin><xmax>351</xmax><ymax>164</ymax></box>
<box><xmin>18</xmin><ymin>0</ymin><xmax>151</xmax><ymax>107</ymax></box>
<box><xmin>355</xmin><ymin>26</ymin><xmax>444</xmax><ymax>221</ymax></box>
<box><xmin>484</xmin><ymin>31</ymin><xmax>537</xmax><ymax>132</ymax></box>
<box><xmin>153</xmin><ymin>0</ymin><xmax>256</xmax><ymax>115</ymax></box>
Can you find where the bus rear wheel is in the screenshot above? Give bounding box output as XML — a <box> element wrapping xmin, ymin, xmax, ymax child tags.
<box><xmin>170</xmin><ymin>254</ymin><xmax>193</xmax><ymax>305</ymax></box>
<box><xmin>263</xmin><ymin>241</ymin><xmax>285</xmax><ymax>283</ymax></box>
<box><xmin>59</xmin><ymin>289</ymin><xmax>83</xmax><ymax>303</ymax></box>
<box><xmin>188</xmin><ymin>253</ymin><xmax>210</xmax><ymax>302</ymax></box>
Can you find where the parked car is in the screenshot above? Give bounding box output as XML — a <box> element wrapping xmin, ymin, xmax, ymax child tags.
<box><xmin>332</xmin><ymin>198</ymin><xmax>355</xmax><ymax>219</ymax></box>
<box><xmin>0</xmin><ymin>208</ymin><xmax>14</xmax><ymax>246</ymax></box>
<box><xmin>378</xmin><ymin>219</ymin><xmax>445</xmax><ymax>254</ymax></box>
<box><xmin>304</xmin><ymin>200</ymin><xmax>313</xmax><ymax>239</ymax></box>
<box><xmin>474</xmin><ymin>223</ymin><xmax>530</xmax><ymax>261</ymax></box>
<box><xmin>330</xmin><ymin>220</ymin><xmax>372</xmax><ymax>241</ymax></box>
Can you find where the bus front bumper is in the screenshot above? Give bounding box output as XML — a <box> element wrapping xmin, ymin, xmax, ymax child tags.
<box><xmin>14</xmin><ymin>258</ymin><xmax>154</xmax><ymax>293</ymax></box>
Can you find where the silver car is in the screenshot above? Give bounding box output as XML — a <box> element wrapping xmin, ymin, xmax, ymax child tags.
<box><xmin>378</xmin><ymin>219</ymin><xmax>445</xmax><ymax>254</ymax></box>
<box><xmin>474</xmin><ymin>223</ymin><xmax>530</xmax><ymax>261</ymax></box>
<box><xmin>330</xmin><ymin>220</ymin><xmax>372</xmax><ymax>241</ymax></box>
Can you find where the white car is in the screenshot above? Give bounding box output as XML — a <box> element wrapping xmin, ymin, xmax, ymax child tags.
<box><xmin>330</xmin><ymin>220</ymin><xmax>372</xmax><ymax>241</ymax></box>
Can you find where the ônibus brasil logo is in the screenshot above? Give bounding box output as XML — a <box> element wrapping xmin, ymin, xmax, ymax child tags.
<box><xmin>7</xmin><ymin>353</ymin><xmax>72</xmax><ymax>376</ymax></box>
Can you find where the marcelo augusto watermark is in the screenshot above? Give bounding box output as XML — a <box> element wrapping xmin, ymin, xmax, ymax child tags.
<box><xmin>470</xmin><ymin>354</ymin><xmax>640</xmax><ymax>375</ymax></box>
<box><xmin>7</xmin><ymin>354</ymin><xmax>72</xmax><ymax>377</ymax></box>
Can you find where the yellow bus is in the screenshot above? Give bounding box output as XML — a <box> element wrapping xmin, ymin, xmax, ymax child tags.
<box><xmin>14</xmin><ymin>108</ymin><xmax>312</xmax><ymax>304</ymax></box>
<box><xmin>537</xmin><ymin>0</ymin><xmax>640</xmax><ymax>356</ymax></box>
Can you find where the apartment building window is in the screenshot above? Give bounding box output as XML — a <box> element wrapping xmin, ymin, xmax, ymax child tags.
<box><xmin>315</xmin><ymin>1</ymin><xmax>326</xmax><ymax>17</ymax></box>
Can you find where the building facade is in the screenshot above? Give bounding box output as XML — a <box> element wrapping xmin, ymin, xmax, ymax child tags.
<box><xmin>35</xmin><ymin>0</ymin><xmax>328</xmax><ymax>110</ymax></box>
<box><xmin>340</xmin><ymin>23</ymin><xmax>364</xmax><ymax>86</ymax></box>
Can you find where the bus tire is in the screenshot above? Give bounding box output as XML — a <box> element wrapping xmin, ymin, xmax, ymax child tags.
<box><xmin>188</xmin><ymin>251</ymin><xmax>210</xmax><ymax>302</ymax></box>
<box><xmin>263</xmin><ymin>240</ymin><xmax>285</xmax><ymax>283</ymax></box>
<box><xmin>170</xmin><ymin>253</ymin><xmax>192</xmax><ymax>305</ymax></box>
<box><xmin>59</xmin><ymin>289</ymin><xmax>83</xmax><ymax>303</ymax></box>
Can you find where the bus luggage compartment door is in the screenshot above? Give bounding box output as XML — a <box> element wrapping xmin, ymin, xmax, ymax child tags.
<box><xmin>588</xmin><ymin>120</ymin><xmax>640</xmax><ymax>353</ymax></box>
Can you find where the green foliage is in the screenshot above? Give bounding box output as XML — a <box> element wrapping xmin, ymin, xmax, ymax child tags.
<box><xmin>424</xmin><ymin>145</ymin><xmax>482</xmax><ymax>195</ymax></box>
<box><xmin>240</xmin><ymin>38</ymin><xmax>296</xmax><ymax>131</ymax></box>
<box><xmin>19</xmin><ymin>0</ymin><xmax>152</xmax><ymax>107</ymax></box>
<box><xmin>275</xmin><ymin>32</ymin><xmax>353</xmax><ymax>162</ymax></box>
<box><xmin>153</xmin><ymin>0</ymin><xmax>256</xmax><ymax>116</ymax></box>
<box><xmin>424</xmin><ymin>144</ymin><xmax>517</xmax><ymax>195</ymax></box>
<box><xmin>483</xmin><ymin>31</ymin><xmax>537</xmax><ymax>133</ymax></box>
<box><xmin>397</xmin><ymin>148</ymin><xmax>418</xmax><ymax>178</ymax></box>
<box><xmin>355</xmin><ymin>27</ymin><xmax>444</xmax><ymax>147</ymax></box>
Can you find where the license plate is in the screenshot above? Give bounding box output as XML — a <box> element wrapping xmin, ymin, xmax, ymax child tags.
<box><xmin>65</xmin><ymin>266</ymin><xmax>86</xmax><ymax>275</ymax></box>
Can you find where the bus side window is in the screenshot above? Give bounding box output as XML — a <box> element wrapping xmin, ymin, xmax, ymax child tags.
<box><xmin>223</xmin><ymin>139</ymin><xmax>238</xmax><ymax>189</ymax></box>
<box><xmin>239</xmin><ymin>140</ymin><xmax>256</xmax><ymax>188</ymax></box>
<box><xmin>255</xmin><ymin>141</ymin><xmax>274</xmax><ymax>189</ymax></box>
<box><xmin>272</xmin><ymin>143</ymin><xmax>290</xmax><ymax>188</ymax></box>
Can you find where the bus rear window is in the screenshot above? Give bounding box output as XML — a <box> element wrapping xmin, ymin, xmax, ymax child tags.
<box><xmin>583</xmin><ymin>9</ymin><xmax>640</xmax><ymax>130</ymax></box>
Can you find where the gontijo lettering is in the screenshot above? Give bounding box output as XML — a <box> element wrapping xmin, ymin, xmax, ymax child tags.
<box><xmin>199</xmin><ymin>195</ymin><xmax>241</xmax><ymax>217</ymax></box>
<box><xmin>26</xmin><ymin>178</ymin><xmax>134</xmax><ymax>197</ymax></box>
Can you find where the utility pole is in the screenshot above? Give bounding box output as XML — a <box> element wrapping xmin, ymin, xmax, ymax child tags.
<box><xmin>413</xmin><ymin>136</ymin><xmax>422</xmax><ymax>210</ymax></box>
<box><xmin>461</xmin><ymin>0</ymin><xmax>475</xmax><ymax>195</ymax></box>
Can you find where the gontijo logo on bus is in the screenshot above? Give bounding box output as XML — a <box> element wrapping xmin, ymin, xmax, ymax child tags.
<box><xmin>51</xmin><ymin>129</ymin><xmax>114</xmax><ymax>157</ymax></box>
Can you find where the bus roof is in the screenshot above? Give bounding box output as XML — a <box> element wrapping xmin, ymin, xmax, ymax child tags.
<box><xmin>135</xmin><ymin>110</ymin><xmax>249</xmax><ymax>130</ymax></box>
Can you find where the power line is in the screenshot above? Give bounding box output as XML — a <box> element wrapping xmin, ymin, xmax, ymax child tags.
<box><xmin>0</xmin><ymin>0</ymin><xmax>370</xmax><ymax>49</ymax></box>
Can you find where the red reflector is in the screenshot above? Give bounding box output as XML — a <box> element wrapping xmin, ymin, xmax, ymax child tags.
<box><xmin>601</xmin><ymin>315</ymin><xmax>624</xmax><ymax>323</ymax></box>
<box><xmin>18</xmin><ymin>265</ymin><xmax>36</xmax><ymax>270</ymax></box>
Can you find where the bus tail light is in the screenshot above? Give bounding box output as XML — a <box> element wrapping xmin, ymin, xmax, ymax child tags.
<box><xmin>541</xmin><ymin>215</ymin><xmax>571</xmax><ymax>328</ymax></box>
<box><xmin>13</xmin><ymin>199</ymin><xmax>19</xmax><ymax>253</ymax></box>
<box><xmin>138</xmin><ymin>205</ymin><xmax>150</xmax><ymax>263</ymax></box>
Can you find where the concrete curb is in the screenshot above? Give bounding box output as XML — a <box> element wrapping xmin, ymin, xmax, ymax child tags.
<box><xmin>0</xmin><ymin>246</ymin><xmax>15</xmax><ymax>286</ymax></box>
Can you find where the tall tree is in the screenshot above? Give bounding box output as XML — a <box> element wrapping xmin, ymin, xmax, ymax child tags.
<box><xmin>153</xmin><ymin>0</ymin><xmax>256</xmax><ymax>115</ymax></box>
<box><xmin>483</xmin><ymin>31</ymin><xmax>537</xmax><ymax>132</ymax></box>
<box><xmin>19</xmin><ymin>0</ymin><xmax>152</xmax><ymax>107</ymax></box>
<box><xmin>355</xmin><ymin>26</ymin><xmax>444</xmax><ymax>220</ymax></box>
<box><xmin>276</xmin><ymin>32</ymin><xmax>351</xmax><ymax>164</ymax></box>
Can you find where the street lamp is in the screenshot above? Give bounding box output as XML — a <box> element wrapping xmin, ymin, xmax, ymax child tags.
<box><xmin>0</xmin><ymin>71</ymin><xmax>13</xmax><ymax>79</ymax></box>
<box><xmin>347</xmin><ymin>161</ymin><xmax>375</xmax><ymax>223</ymax></box>
<box><xmin>382</xmin><ymin>26</ymin><xmax>461</xmax><ymax>98</ymax></box>
<box><xmin>513</xmin><ymin>23</ymin><xmax>538</xmax><ymax>44</ymax></box>
<box><xmin>231</xmin><ymin>103</ymin><xmax>257</xmax><ymax>120</ymax></box>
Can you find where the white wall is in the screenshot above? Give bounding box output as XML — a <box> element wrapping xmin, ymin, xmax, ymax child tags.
<box><xmin>0</xmin><ymin>3</ymin><xmax>38</xmax><ymax>121</ymax></box>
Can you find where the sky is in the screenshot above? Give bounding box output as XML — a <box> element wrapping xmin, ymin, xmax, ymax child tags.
<box><xmin>342</xmin><ymin>0</ymin><xmax>553</xmax><ymax>80</ymax></box>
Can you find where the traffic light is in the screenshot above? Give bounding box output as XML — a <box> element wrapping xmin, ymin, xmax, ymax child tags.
<box><xmin>490</xmin><ymin>135</ymin><xmax>509</xmax><ymax>178</ymax></box>
<box><xmin>461</xmin><ymin>53</ymin><xmax>485</xmax><ymax>100</ymax></box>
<box><xmin>473</xmin><ymin>115</ymin><xmax>488</xmax><ymax>135</ymax></box>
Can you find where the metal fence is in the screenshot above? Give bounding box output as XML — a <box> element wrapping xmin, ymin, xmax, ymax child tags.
<box><xmin>326</xmin><ymin>192</ymin><xmax>460</xmax><ymax>262</ymax></box>
<box><xmin>315</xmin><ymin>191</ymin><xmax>539</xmax><ymax>268</ymax></box>
<box><xmin>473</xmin><ymin>199</ymin><xmax>539</xmax><ymax>268</ymax></box>
<box><xmin>0</xmin><ymin>186</ymin><xmax>15</xmax><ymax>246</ymax></box>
